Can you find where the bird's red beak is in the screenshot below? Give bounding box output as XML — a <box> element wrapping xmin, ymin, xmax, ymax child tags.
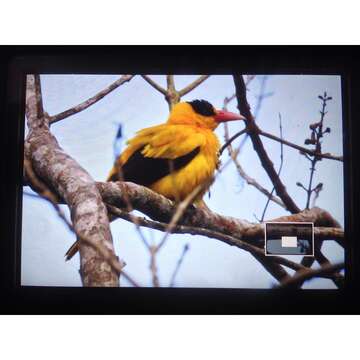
<box><xmin>214</xmin><ymin>110</ymin><xmax>246</xmax><ymax>123</ymax></box>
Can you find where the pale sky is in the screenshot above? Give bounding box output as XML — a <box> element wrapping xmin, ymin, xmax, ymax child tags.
<box><xmin>21</xmin><ymin>74</ymin><xmax>344</xmax><ymax>288</ymax></box>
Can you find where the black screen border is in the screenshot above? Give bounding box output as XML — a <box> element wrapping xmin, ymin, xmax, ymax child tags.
<box><xmin>2</xmin><ymin>45</ymin><xmax>359</xmax><ymax>314</ymax></box>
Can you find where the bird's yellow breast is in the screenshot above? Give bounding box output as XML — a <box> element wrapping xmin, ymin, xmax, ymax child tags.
<box><xmin>150</xmin><ymin>128</ymin><xmax>220</xmax><ymax>202</ymax></box>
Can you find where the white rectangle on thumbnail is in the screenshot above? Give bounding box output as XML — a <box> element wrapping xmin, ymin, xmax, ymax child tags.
<box><xmin>281</xmin><ymin>236</ymin><xmax>298</xmax><ymax>247</ymax></box>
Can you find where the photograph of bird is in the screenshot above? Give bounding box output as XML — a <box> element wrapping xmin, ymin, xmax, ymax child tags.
<box><xmin>108</xmin><ymin>99</ymin><xmax>245</xmax><ymax>201</ymax></box>
<box><xmin>65</xmin><ymin>99</ymin><xmax>245</xmax><ymax>260</ymax></box>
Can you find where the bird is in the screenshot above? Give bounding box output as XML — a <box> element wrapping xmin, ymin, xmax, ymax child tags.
<box><xmin>65</xmin><ymin>99</ymin><xmax>245</xmax><ymax>260</ymax></box>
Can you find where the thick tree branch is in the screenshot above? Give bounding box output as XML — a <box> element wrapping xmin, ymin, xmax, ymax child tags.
<box><xmin>25</xmin><ymin>74</ymin><xmax>120</xmax><ymax>287</ymax></box>
<box><xmin>107</xmin><ymin>205</ymin><xmax>292</xmax><ymax>266</ymax></box>
<box><xmin>107</xmin><ymin>204</ymin><xmax>343</xmax><ymax>284</ymax></box>
<box><xmin>49</xmin><ymin>75</ymin><xmax>134</xmax><ymax>124</ymax></box>
<box><xmin>97</xmin><ymin>181</ymin><xmax>343</xmax><ymax>245</ymax></box>
<box><xmin>23</xmin><ymin>164</ymin><xmax>138</xmax><ymax>286</ymax></box>
<box><xmin>277</xmin><ymin>262</ymin><xmax>345</xmax><ymax>289</ymax></box>
<box><xmin>233</xmin><ymin>74</ymin><xmax>301</xmax><ymax>214</ymax></box>
<box><xmin>314</xmin><ymin>250</ymin><xmax>345</xmax><ymax>288</ymax></box>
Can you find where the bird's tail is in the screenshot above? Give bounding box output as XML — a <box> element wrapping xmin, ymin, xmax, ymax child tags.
<box><xmin>65</xmin><ymin>240</ymin><xmax>79</xmax><ymax>261</ymax></box>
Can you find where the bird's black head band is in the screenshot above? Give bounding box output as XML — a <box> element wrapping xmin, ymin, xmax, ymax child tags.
<box><xmin>187</xmin><ymin>100</ymin><xmax>216</xmax><ymax>116</ymax></box>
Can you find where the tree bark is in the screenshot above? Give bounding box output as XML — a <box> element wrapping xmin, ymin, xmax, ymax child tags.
<box><xmin>25</xmin><ymin>74</ymin><xmax>119</xmax><ymax>287</ymax></box>
<box><xmin>97</xmin><ymin>181</ymin><xmax>343</xmax><ymax>246</ymax></box>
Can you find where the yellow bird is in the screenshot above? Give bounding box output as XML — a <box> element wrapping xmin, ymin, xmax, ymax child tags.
<box><xmin>108</xmin><ymin>99</ymin><xmax>245</xmax><ymax>201</ymax></box>
<box><xmin>65</xmin><ymin>100</ymin><xmax>245</xmax><ymax>260</ymax></box>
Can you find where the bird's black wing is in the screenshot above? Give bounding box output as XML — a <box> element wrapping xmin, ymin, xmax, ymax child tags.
<box><xmin>110</xmin><ymin>146</ymin><xmax>200</xmax><ymax>186</ymax></box>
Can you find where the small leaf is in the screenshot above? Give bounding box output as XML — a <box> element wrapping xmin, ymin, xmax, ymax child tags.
<box><xmin>296</xmin><ymin>182</ymin><xmax>303</xmax><ymax>187</ymax></box>
<box><xmin>327</xmin><ymin>96</ymin><xmax>332</xmax><ymax>100</ymax></box>
<box><xmin>318</xmin><ymin>95</ymin><xmax>324</xmax><ymax>100</ymax></box>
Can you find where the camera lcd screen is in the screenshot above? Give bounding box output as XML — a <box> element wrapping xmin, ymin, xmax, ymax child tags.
<box><xmin>21</xmin><ymin>74</ymin><xmax>345</xmax><ymax>289</ymax></box>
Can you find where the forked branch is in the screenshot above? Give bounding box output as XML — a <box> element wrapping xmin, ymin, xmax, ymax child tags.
<box><xmin>233</xmin><ymin>74</ymin><xmax>301</xmax><ymax>214</ymax></box>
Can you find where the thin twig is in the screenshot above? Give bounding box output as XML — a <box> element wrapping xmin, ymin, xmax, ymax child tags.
<box><xmin>219</xmin><ymin>128</ymin><xmax>247</xmax><ymax>155</ymax></box>
<box><xmin>141</xmin><ymin>75</ymin><xmax>168</xmax><ymax>95</ymax></box>
<box><xmin>311</xmin><ymin>183</ymin><xmax>323</xmax><ymax>208</ymax></box>
<box><xmin>306</xmin><ymin>93</ymin><xmax>328</xmax><ymax>208</ymax></box>
<box><xmin>156</xmin><ymin>181</ymin><xmax>210</xmax><ymax>251</ymax></box>
<box><xmin>260</xmin><ymin>113</ymin><xmax>284</xmax><ymax>221</ymax></box>
<box><xmin>259</xmin><ymin>130</ymin><xmax>342</xmax><ymax>162</ymax></box>
<box><xmin>293</xmin><ymin>93</ymin><xmax>334</xmax><ymax>282</ymax></box>
<box><xmin>293</xmin><ymin>92</ymin><xmax>334</xmax><ymax>209</ymax></box>
<box><xmin>142</xmin><ymin>75</ymin><xmax>211</xmax><ymax>110</ymax></box>
<box><xmin>221</xmin><ymin>110</ymin><xmax>285</xmax><ymax>209</ymax></box>
<box><xmin>230</xmin><ymin>144</ymin><xmax>285</xmax><ymax>209</ymax></box>
<box><xmin>178</xmin><ymin>75</ymin><xmax>211</xmax><ymax>96</ymax></box>
<box><xmin>149</xmin><ymin>245</ymin><xmax>160</xmax><ymax>287</ymax></box>
<box><xmin>49</xmin><ymin>75</ymin><xmax>134</xmax><ymax>124</ymax></box>
<box><xmin>169</xmin><ymin>244</ymin><xmax>190</xmax><ymax>287</ymax></box>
